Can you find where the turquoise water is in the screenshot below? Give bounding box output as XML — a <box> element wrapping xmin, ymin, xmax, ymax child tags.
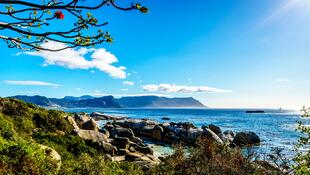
<box><xmin>64</xmin><ymin>108</ymin><xmax>306</xmax><ymax>157</ymax></box>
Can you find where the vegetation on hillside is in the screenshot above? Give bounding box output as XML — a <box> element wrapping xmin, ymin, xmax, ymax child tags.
<box><xmin>0</xmin><ymin>98</ymin><xmax>309</xmax><ymax>174</ymax></box>
<box><xmin>148</xmin><ymin>138</ymin><xmax>284</xmax><ymax>175</ymax></box>
<box><xmin>293</xmin><ymin>107</ymin><xmax>310</xmax><ymax>174</ymax></box>
<box><xmin>0</xmin><ymin>98</ymin><xmax>142</xmax><ymax>174</ymax></box>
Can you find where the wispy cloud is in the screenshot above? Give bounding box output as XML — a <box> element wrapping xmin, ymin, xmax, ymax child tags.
<box><xmin>83</xmin><ymin>92</ymin><xmax>170</xmax><ymax>98</ymax></box>
<box><xmin>141</xmin><ymin>84</ymin><xmax>231</xmax><ymax>93</ymax></box>
<box><xmin>123</xmin><ymin>81</ymin><xmax>135</xmax><ymax>86</ymax></box>
<box><xmin>276</xmin><ymin>78</ymin><xmax>290</xmax><ymax>83</ymax></box>
<box><xmin>21</xmin><ymin>41</ymin><xmax>126</xmax><ymax>79</ymax></box>
<box><xmin>261</xmin><ymin>0</ymin><xmax>302</xmax><ymax>26</ymax></box>
<box><xmin>4</xmin><ymin>80</ymin><xmax>60</xmax><ymax>87</ymax></box>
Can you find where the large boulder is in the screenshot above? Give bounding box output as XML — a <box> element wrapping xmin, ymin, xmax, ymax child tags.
<box><xmin>77</xmin><ymin>129</ymin><xmax>108</xmax><ymax>142</ymax></box>
<box><xmin>224</xmin><ymin>130</ymin><xmax>235</xmax><ymax>137</ymax></box>
<box><xmin>74</xmin><ymin>113</ymin><xmax>90</xmax><ymax>122</ymax></box>
<box><xmin>166</xmin><ymin>125</ymin><xmax>186</xmax><ymax>135</ymax></box>
<box><xmin>113</xmin><ymin>137</ymin><xmax>130</xmax><ymax>149</ymax></box>
<box><xmin>114</xmin><ymin>127</ymin><xmax>134</xmax><ymax>139</ymax></box>
<box><xmin>74</xmin><ymin>113</ymin><xmax>91</xmax><ymax>128</ymax></box>
<box><xmin>163</xmin><ymin>132</ymin><xmax>180</xmax><ymax>144</ymax></box>
<box><xmin>152</xmin><ymin>125</ymin><xmax>164</xmax><ymax>140</ymax></box>
<box><xmin>202</xmin><ymin>128</ymin><xmax>224</xmax><ymax>144</ymax></box>
<box><xmin>114</xmin><ymin>119</ymin><xmax>146</xmax><ymax>131</ymax></box>
<box><xmin>208</xmin><ymin>124</ymin><xmax>222</xmax><ymax>135</ymax></box>
<box><xmin>91</xmin><ymin>141</ymin><xmax>117</xmax><ymax>155</ymax></box>
<box><xmin>140</xmin><ymin>125</ymin><xmax>155</xmax><ymax>137</ymax></box>
<box><xmin>131</xmin><ymin>136</ymin><xmax>145</xmax><ymax>146</ymax></box>
<box><xmin>90</xmin><ymin>112</ymin><xmax>109</xmax><ymax>120</ymax></box>
<box><xmin>221</xmin><ymin>130</ymin><xmax>234</xmax><ymax>144</ymax></box>
<box><xmin>91</xmin><ymin>112</ymin><xmax>127</xmax><ymax>120</ymax></box>
<box><xmin>187</xmin><ymin>128</ymin><xmax>204</xmax><ymax>141</ymax></box>
<box><xmin>39</xmin><ymin>145</ymin><xmax>61</xmax><ymax>170</ymax></box>
<box><xmin>67</xmin><ymin>116</ymin><xmax>79</xmax><ymax>131</ymax></box>
<box><xmin>82</xmin><ymin>119</ymin><xmax>99</xmax><ymax>131</ymax></box>
<box><xmin>233</xmin><ymin>132</ymin><xmax>260</xmax><ymax>146</ymax></box>
<box><xmin>101</xmin><ymin>142</ymin><xmax>117</xmax><ymax>155</ymax></box>
<box><xmin>177</xmin><ymin>122</ymin><xmax>195</xmax><ymax>130</ymax></box>
<box><xmin>99</xmin><ymin>128</ymin><xmax>110</xmax><ymax>138</ymax></box>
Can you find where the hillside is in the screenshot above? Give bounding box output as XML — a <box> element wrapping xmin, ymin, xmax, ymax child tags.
<box><xmin>116</xmin><ymin>96</ymin><xmax>206</xmax><ymax>108</ymax></box>
<box><xmin>10</xmin><ymin>95</ymin><xmax>206</xmax><ymax>108</ymax></box>
<box><xmin>0</xmin><ymin>98</ymin><xmax>143</xmax><ymax>174</ymax></box>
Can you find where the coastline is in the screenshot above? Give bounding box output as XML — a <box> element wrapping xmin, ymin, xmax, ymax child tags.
<box><xmin>65</xmin><ymin>108</ymin><xmax>303</xmax><ymax>158</ymax></box>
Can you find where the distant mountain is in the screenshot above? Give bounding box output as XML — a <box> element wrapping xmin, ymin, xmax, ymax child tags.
<box><xmin>10</xmin><ymin>95</ymin><xmax>206</xmax><ymax>108</ymax></box>
<box><xmin>50</xmin><ymin>96</ymin><xmax>120</xmax><ymax>108</ymax></box>
<box><xmin>10</xmin><ymin>95</ymin><xmax>120</xmax><ymax>108</ymax></box>
<box><xmin>10</xmin><ymin>95</ymin><xmax>57</xmax><ymax>107</ymax></box>
<box><xmin>116</xmin><ymin>96</ymin><xmax>206</xmax><ymax>108</ymax></box>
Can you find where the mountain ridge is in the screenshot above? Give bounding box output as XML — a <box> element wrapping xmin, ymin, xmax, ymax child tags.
<box><xmin>10</xmin><ymin>95</ymin><xmax>206</xmax><ymax>108</ymax></box>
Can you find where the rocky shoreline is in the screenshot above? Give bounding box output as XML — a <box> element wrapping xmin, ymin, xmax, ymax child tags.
<box><xmin>67</xmin><ymin>111</ymin><xmax>261</xmax><ymax>170</ymax></box>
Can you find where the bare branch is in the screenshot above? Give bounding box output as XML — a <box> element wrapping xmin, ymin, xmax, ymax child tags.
<box><xmin>0</xmin><ymin>0</ymin><xmax>148</xmax><ymax>51</ymax></box>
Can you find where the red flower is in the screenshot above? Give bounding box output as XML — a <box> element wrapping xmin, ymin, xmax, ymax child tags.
<box><xmin>55</xmin><ymin>11</ymin><xmax>64</xmax><ymax>20</ymax></box>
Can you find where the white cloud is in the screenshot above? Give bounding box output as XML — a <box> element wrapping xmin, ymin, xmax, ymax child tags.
<box><xmin>123</xmin><ymin>81</ymin><xmax>135</xmax><ymax>86</ymax></box>
<box><xmin>78</xmin><ymin>93</ymin><xmax>170</xmax><ymax>98</ymax></box>
<box><xmin>4</xmin><ymin>80</ymin><xmax>60</xmax><ymax>87</ymax></box>
<box><xmin>276</xmin><ymin>78</ymin><xmax>290</xmax><ymax>83</ymax></box>
<box><xmin>76</xmin><ymin>88</ymin><xmax>81</xmax><ymax>91</ymax></box>
<box><xmin>121</xmin><ymin>89</ymin><xmax>129</xmax><ymax>91</ymax></box>
<box><xmin>94</xmin><ymin>90</ymin><xmax>101</xmax><ymax>93</ymax></box>
<box><xmin>141</xmin><ymin>84</ymin><xmax>231</xmax><ymax>93</ymax></box>
<box><xmin>113</xmin><ymin>93</ymin><xmax>171</xmax><ymax>97</ymax></box>
<box><xmin>22</xmin><ymin>41</ymin><xmax>126</xmax><ymax>79</ymax></box>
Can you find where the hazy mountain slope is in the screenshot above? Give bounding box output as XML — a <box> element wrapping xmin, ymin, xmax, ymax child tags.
<box><xmin>10</xmin><ymin>95</ymin><xmax>206</xmax><ymax>108</ymax></box>
<box><xmin>116</xmin><ymin>96</ymin><xmax>206</xmax><ymax>108</ymax></box>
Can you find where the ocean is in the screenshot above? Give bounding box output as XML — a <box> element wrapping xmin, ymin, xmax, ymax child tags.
<box><xmin>64</xmin><ymin>108</ymin><xmax>306</xmax><ymax>158</ymax></box>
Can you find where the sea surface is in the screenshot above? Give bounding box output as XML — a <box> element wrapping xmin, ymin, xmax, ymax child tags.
<box><xmin>64</xmin><ymin>108</ymin><xmax>307</xmax><ymax>158</ymax></box>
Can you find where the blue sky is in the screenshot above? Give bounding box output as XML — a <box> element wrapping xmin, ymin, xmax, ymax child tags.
<box><xmin>1</xmin><ymin>0</ymin><xmax>310</xmax><ymax>109</ymax></box>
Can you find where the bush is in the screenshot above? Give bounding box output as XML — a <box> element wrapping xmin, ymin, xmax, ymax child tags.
<box><xmin>0</xmin><ymin>138</ymin><xmax>58</xmax><ymax>174</ymax></box>
<box><xmin>33</xmin><ymin>132</ymin><xmax>98</xmax><ymax>160</ymax></box>
<box><xmin>149</xmin><ymin>138</ymin><xmax>276</xmax><ymax>175</ymax></box>
<box><xmin>0</xmin><ymin>114</ymin><xmax>15</xmax><ymax>141</ymax></box>
<box><xmin>292</xmin><ymin>107</ymin><xmax>310</xmax><ymax>174</ymax></box>
<box><xmin>59</xmin><ymin>153</ymin><xmax>143</xmax><ymax>175</ymax></box>
<box><xmin>32</xmin><ymin>110</ymin><xmax>73</xmax><ymax>132</ymax></box>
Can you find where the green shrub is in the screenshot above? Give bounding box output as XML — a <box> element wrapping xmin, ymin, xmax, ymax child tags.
<box><xmin>32</xmin><ymin>110</ymin><xmax>73</xmax><ymax>132</ymax></box>
<box><xmin>0</xmin><ymin>98</ymin><xmax>34</xmax><ymax>117</ymax></box>
<box><xmin>149</xmin><ymin>138</ymin><xmax>276</xmax><ymax>175</ymax></box>
<box><xmin>0</xmin><ymin>138</ymin><xmax>58</xmax><ymax>175</ymax></box>
<box><xmin>59</xmin><ymin>153</ymin><xmax>143</xmax><ymax>175</ymax></box>
<box><xmin>0</xmin><ymin>114</ymin><xmax>15</xmax><ymax>140</ymax></box>
<box><xmin>33</xmin><ymin>132</ymin><xmax>98</xmax><ymax>160</ymax></box>
<box><xmin>293</xmin><ymin>107</ymin><xmax>310</xmax><ymax>174</ymax></box>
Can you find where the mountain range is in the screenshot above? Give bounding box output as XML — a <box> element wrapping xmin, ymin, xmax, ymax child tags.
<box><xmin>9</xmin><ymin>95</ymin><xmax>206</xmax><ymax>108</ymax></box>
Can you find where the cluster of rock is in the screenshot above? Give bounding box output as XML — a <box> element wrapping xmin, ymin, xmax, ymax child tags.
<box><xmin>66</xmin><ymin>112</ymin><xmax>261</xmax><ymax>169</ymax></box>
<box><xmin>67</xmin><ymin>113</ymin><xmax>161</xmax><ymax>170</ymax></box>
<box><xmin>112</xmin><ymin>118</ymin><xmax>260</xmax><ymax>147</ymax></box>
